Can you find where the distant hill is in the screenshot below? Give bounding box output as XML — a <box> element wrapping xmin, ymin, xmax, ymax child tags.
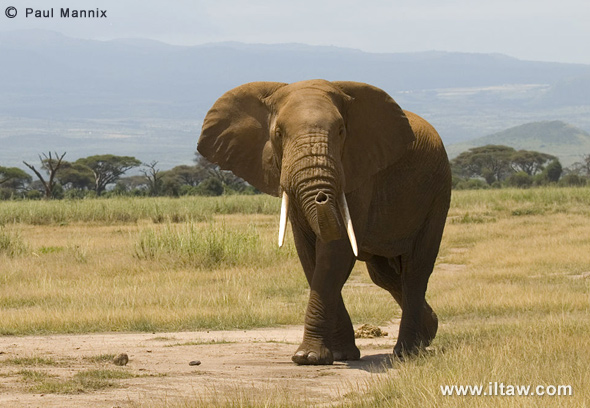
<box><xmin>446</xmin><ymin>121</ymin><xmax>590</xmax><ymax>166</ymax></box>
<box><xmin>1</xmin><ymin>30</ymin><xmax>590</xmax><ymax>170</ymax></box>
<box><xmin>540</xmin><ymin>74</ymin><xmax>590</xmax><ymax>106</ymax></box>
<box><xmin>3</xmin><ymin>30</ymin><xmax>589</xmax><ymax>120</ymax></box>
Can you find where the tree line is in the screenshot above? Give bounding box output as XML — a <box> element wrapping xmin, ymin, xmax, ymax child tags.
<box><xmin>2</xmin><ymin>145</ymin><xmax>590</xmax><ymax>200</ymax></box>
<box><xmin>0</xmin><ymin>153</ymin><xmax>253</xmax><ymax>200</ymax></box>
<box><xmin>451</xmin><ymin>145</ymin><xmax>590</xmax><ymax>189</ymax></box>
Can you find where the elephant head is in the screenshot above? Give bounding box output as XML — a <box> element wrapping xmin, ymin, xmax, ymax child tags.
<box><xmin>197</xmin><ymin>80</ymin><xmax>415</xmax><ymax>253</ymax></box>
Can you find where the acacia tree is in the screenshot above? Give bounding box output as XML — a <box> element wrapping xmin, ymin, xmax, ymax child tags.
<box><xmin>193</xmin><ymin>153</ymin><xmax>248</xmax><ymax>192</ymax></box>
<box><xmin>166</xmin><ymin>164</ymin><xmax>207</xmax><ymax>187</ymax></box>
<box><xmin>0</xmin><ymin>166</ymin><xmax>31</xmax><ymax>189</ymax></box>
<box><xmin>23</xmin><ymin>152</ymin><xmax>67</xmax><ymax>199</ymax></box>
<box><xmin>56</xmin><ymin>162</ymin><xmax>95</xmax><ymax>190</ymax></box>
<box><xmin>140</xmin><ymin>161</ymin><xmax>163</xmax><ymax>196</ymax></box>
<box><xmin>451</xmin><ymin>145</ymin><xmax>515</xmax><ymax>184</ymax></box>
<box><xmin>510</xmin><ymin>150</ymin><xmax>557</xmax><ymax>176</ymax></box>
<box><xmin>76</xmin><ymin>155</ymin><xmax>141</xmax><ymax>195</ymax></box>
<box><xmin>452</xmin><ymin>145</ymin><xmax>564</xmax><ymax>186</ymax></box>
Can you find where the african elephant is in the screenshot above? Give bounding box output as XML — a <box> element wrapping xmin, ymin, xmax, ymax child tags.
<box><xmin>197</xmin><ymin>80</ymin><xmax>451</xmax><ymax>365</ymax></box>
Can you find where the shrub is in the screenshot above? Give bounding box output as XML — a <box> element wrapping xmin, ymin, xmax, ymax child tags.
<box><xmin>544</xmin><ymin>160</ymin><xmax>563</xmax><ymax>182</ymax></box>
<box><xmin>559</xmin><ymin>174</ymin><xmax>587</xmax><ymax>187</ymax></box>
<box><xmin>25</xmin><ymin>190</ymin><xmax>43</xmax><ymax>200</ymax></box>
<box><xmin>0</xmin><ymin>188</ymin><xmax>16</xmax><ymax>200</ymax></box>
<box><xmin>64</xmin><ymin>189</ymin><xmax>87</xmax><ymax>200</ymax></box>
<box><xmin>454</xmin><ymin>178</ymin><xmax>489</xmax><ymax>190</ymax></box>
<box><xmin>161</xmin><ymin>178</ymin><xmax>181</xmax><ymax>197</ymax></box>
<box><xmin>506</xmin><ymin>171</ymin><xmax>533</xmax><ymax>188</ymax></box>
<box><xmin>195</xmin><ymin>178</ymin><xmax>224</xmax><ymax>196</ymax></box>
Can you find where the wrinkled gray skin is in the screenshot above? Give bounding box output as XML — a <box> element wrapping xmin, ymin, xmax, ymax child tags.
<box><xmin>198</xmin><ymin>80</ymin><xmax>451</xmax><ymax>365</ymax></box>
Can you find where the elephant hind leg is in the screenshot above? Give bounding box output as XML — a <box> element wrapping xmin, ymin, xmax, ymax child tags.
<box><xmin>366</xmin><ymin>255</ymin><xmax>403</xmax><ymax>303</ymax></box>
<box><xmin>418</xmin><ymin>301</ymin><xmax>438</xmax><ymax>347</ymax></box>
<box><xmin>366</xmin><ymin>255</ymin><xmax>438</xmax><ymax>355</ymax></box>
<box><xmin>394</xmin><ymin>211</ymin><xmax>447</xmax><ymax>357</ymax></box>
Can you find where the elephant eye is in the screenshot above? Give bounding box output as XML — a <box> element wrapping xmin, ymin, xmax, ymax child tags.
<box><xmin>275</xmin><ymin>127</ymin><xmax>282</xmax><ymax>139</ymax></box>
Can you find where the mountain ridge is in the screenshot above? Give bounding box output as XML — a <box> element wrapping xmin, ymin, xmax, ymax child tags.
<box><xmin>1</xmin><ymin>30</ymin><xmax>589</xmax><ymax>169</ymax></box>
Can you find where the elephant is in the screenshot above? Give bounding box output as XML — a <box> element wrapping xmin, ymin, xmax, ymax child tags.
<box><xmin>197</xmin><ymin>79</ymin><xmax>451</xmax><ymax>365</ymax></box>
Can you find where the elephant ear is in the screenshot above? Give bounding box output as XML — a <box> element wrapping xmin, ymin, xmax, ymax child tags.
<box><xmin>332</xmin><ymin>81</ymin><xmax>416</xmax><ymax>193</ymax></box>
<box><xmin>197</xmin><ymin>82</ymin><xmax>287</xmax><ymax>196</ymax></box>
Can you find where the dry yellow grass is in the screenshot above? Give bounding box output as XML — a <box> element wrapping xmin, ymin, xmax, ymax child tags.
<box><xmin>1</xmin><ymin>189</ymin><xmax>590</xmax><ymax>407</ymax></box>
<box><xmin>1</xmin><ymin>216</ymin><xmax>303</xmax><ymax>334</ymax></box>
<box><xmin>0</xmin><ymin>212</ymin><xmax>391</xmax><ymax>335</ymax></box>
<box><xmin>352</xmin><ymin>188</ymin><xmax>590</xmax><ymax>408</ymax></box>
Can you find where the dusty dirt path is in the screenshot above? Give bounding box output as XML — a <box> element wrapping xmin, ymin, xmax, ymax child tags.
<box><xmin>0</xmin><ymin>323</ymin><xmax>399</xmax><ymax>407</ymax></box>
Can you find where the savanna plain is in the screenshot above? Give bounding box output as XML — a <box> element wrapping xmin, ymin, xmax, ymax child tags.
<box><xmin>0</xmin><ymin>189</ymin><xmax>589</xmax><ymax>407</ymax></box>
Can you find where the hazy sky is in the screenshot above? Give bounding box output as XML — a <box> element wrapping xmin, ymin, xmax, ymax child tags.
<box><xmin>2</xmin><ymin>0</ymin><xmax>589</xmax><ymax>64</ymax></box>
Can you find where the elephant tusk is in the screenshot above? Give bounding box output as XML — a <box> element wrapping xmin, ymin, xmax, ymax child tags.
<box><xmin>278</xmin><ymin>191</ymin><xmax>289</xmax><ymax>248</ymax></box>
<box><xmin>339</xmin><ymin>193</ymin><xmax>358</xmax><ymax>257</ymax></box>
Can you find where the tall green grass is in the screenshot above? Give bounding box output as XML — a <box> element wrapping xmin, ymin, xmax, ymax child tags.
<box><xmin>3</xmin><ymin>187</ymin><xmax>589</xmax><ymax>225</ymax></box>
<box><xmin>0</xmin><ymin>195</ymin><xmax>279</xmax><ymax>225</ymax></box>
<box><xmin>134</xmin><ymin>221</ymin><xmax>294</xmax><ymax>269</ymax></box>
<box><xmin>449</xmin><ymin>187</ymin><xmax>590</xmax><ymax>218</ymax></box>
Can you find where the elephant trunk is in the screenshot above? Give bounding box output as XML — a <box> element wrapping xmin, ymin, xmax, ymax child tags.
<box><xmin>279</xmin><ymin>135</ymin><xmax>358</xmax><ymax>255</ymax></box>
<box><xmin>277</xmin><ymin>188</ymin><xmax>358</xmax><ymax>256</ymax></box>
<box><xmin>293</xmin><ymin>168</ymin><xmax>343</xmax><ymax>244</ymax></box>
<box><xmin>314</xmin><ymin>191</ymin><xmax>343</xmax><ymax>243</ymax></box>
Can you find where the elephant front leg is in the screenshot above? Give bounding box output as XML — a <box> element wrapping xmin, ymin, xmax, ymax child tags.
<box><xmin>292</xmin><ymin>289</ymin><xmax>336</xmax><ymax>365</ymax></box>
<box><xmin>332</xmin><ymin>295</ymin><xmax>360</xmax><ymax>361</ymax></box>
<box><xmin>292</xmin><ymin>239</ymin><xmax>357</xmax><ymax>365</ymax></box>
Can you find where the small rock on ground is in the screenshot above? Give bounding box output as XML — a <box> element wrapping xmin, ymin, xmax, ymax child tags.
<box><xmin>113</xmin><ymin>353</ymin><xmax>129</xmax><ymax>366</ymax></box>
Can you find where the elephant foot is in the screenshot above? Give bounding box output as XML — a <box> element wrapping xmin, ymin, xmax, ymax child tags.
<box><xmin>292</xmin><ymin>344</ymin><xmax>334</xmax><ymax>365</ymax></box>
<box><xmin>393</xmin><ymin>335</ymin><xmax>433</xmax><ymax>361</ymax></box>
<box><xmin>332</xmin><ymin>343</ymin><xmax>360</xmax><ymax>361</ymax></box>
<box><xmin>418</xmin><ymin>307</ymin><xmax>438</xmax><ymax>347</ymax></box>
<box><xmin>394</xmin><ymin>304</ymin><xmax>439</xmax><ymax>361</ymax></box>
<box><xmin>393</xmin><ymin>314</ymin><xmax>438</xmax><ymax>361</ymax></box>
<box><xmin>393</xmin><ymin>340</ymin><xmax>422</xmax><ymax>361</ymax></box>
<box><xmin>393</xmin><ymin>346</ymin><xmax>410</xmax><ymax>362</ymax></box>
